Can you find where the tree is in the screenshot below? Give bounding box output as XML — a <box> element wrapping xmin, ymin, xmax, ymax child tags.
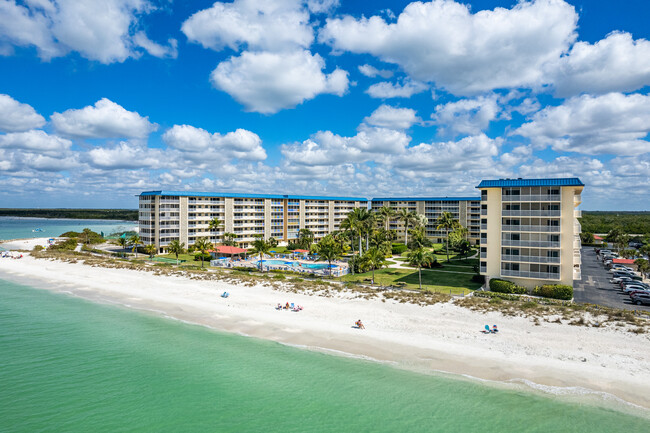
<box><xmin>361</xmin><ymin>247</ymin><xmax>388</xmax><ymax>285</ymax></box>
<box><xmin>458</xmin><ymin>240</ymin><xmax>472</xmax><ymax>261</ymax></box>
<box><xmin>117</xmin><ymin>236</ymin><xmax>128</xmax><ymax>251</ymax></box>
<box><xmin>312</xmin><ymin>235</ymin><xmax>344</xmax><ymax>278</ymax></box>
<box><xmin>407</xmin><ymin>226</ymin><xmax>430</xmax><ymax>250</ymax></box>
<box><xmin>208</xmin><ymin>217</ymin><xmax>223</xmax><ymax>244</ymax></box>
<box><xmin>251</xmin><ymin>236</ymin><xmax>271</xmax><ymax>272</ymax></box>
<box><xmin>406</xmin><ymin>247</ymin><xmax>436</xmax><ymax>290</ymax></box>
<box><xmin>370</xmin><ymin>229</ymin><xmax>393</xmax><ymax>256</ymax></box>
<box><xmin>397</xmin><ymin>208</ymin><xmax>417</xmax><ymax>245</ymax></box>
<box><xmin>168</xmin><ymin>240</ymin><xmax>185</xmax><ymax>265</ymax></box>
<box><xmin>377</xmin><ymin>206</ymin><xmax>396</xmax><ymax>231</ymax></box>
<box><xmin>436</xmin><ymin>211</ymin><xmax>460</xmax><ymax>262</ymax></box>
<box><xmin>341</xmin><ymin>208</ymin><xmax>373</xmax><ymax>255</ymax></box>
<box><xmin>193</xmin><ymin>237</ymin><xmax>213</xmax><ymax>268</ymax></box>
<box><xmin>80</xmin><ymin>228</ymin><xmax>93</xmax><ymax>245</ymax></box>
<box><xmin>606</xmin><ymin>227</ymin><xmax>626</xmax><ymax>252</ymax></box>
<box><xmin>448</xmin><ymin>225</ymin><xmax>469</xmax><ymax>251</ymax></box>
<box><xmin>298</xmin><ymin>228</ymin><xmax>315</xmax><ymax>250</ymax></box>
<box><xmin>222</xmin><ymin>232</ymin><xmax>238</xmax><ymax>247</ymax></box>
<box><xmin>268</xmin><ymin>237</ymin><xmax>278</xmax><ymax>248</ymax></box>
<box><xmin>580</xmin><ymin>232</ymin><xmax>595</xmax><ymax>244</ymax></box>
<box><xmin>144</xmin><ymin>244</ymin><xmax>156</xmax><ymax>259</ymax></box>
<box><xmin>635</xmin><ymin>258</ymin><xmax>649</xmax><ymax>278</ymax></box>
<box><xmin>129</xmin><ymin>234</ymin><xmax>141</xmax><ymax>258</ymax></box>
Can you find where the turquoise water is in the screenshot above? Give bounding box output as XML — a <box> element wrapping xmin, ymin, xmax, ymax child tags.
<box><xmin>1</xmin><ymin>278</ymin><xmax>648</xmax><ymax>432</ymax></box>
<box><xmin>0</xmin><ymin>217</ymin><xmax>135</xmax><ymax>242</ymax></box>
<box><xmin>258</xmin><ymin>259</ymin><xmax>334</xmax><ymax>269</ymax></box>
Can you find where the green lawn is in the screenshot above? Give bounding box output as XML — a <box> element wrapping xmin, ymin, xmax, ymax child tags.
<box><xmin>341</xmin><ymin>267</ymin><xmax>481</xmax><ymax>294</ymax></box>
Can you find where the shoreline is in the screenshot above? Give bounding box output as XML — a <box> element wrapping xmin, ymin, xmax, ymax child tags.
<box><xmin>0</xmin><ymin>254</ymin><xmax>649</xmax><ymax>414</ymax></box>
<box><xmin>0</xmin><ymin>216</ymin><xmax>135</xmax><ymax>222</ymax></box>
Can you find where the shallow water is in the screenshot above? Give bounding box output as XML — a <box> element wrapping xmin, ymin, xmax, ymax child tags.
<box><xmin>0</xmin><ymin>216</ymin><xmax>135</xmax><ymax>242</ymax></box>
<box><xmin>1</xmin><ymin>278</ymin><xmax>648</xmax><ymax>432</ymax></box>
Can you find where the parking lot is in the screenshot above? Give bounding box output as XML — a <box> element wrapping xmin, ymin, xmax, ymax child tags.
<box><xmin>574</xmin><ymin>247</ymin><xmax>650</xmax><ymax>311</ymax></box>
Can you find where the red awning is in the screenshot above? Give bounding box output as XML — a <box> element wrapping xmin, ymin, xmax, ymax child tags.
<box><xmin>293</xmin><ymin>249</ymin><xmax>310</xmax><ymax>253</ymax></box>
<box><xmin>594</xmin><ymin>235</ymin><xmax>604</xmax><ymax>240</ymax></box>
<box><xmin>209</xmin><ymin>246</ymin><xmax>248</xmax><ymax>255</ymax></box>
<box><xmin>612</xmin><ymin>258</ymin><xmax>635</xmax><ymax>265</ymax></box>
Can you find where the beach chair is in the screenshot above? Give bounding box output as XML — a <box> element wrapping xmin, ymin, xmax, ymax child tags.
<box><xmin>482</xmin><ymin>325</ymin><xmax>491</xmax><ymax>334</ymax></box>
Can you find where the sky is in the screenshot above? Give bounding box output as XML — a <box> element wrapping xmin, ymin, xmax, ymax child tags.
<box><xmin>1</xmin><ymin>0</ymin><xmax>649</xmax><ymax>210</ymax></box>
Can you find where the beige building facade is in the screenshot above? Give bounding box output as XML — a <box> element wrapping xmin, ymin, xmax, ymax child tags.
<box><xmin>370</xmin><ymin>197</ymin><xmax>481</xmax><ymax>245</ymax></box>
<box><xmin>477</xmin><ymin>178</ymin><xmax>584</xmax><ymax>289</ymax></box>
<box><xmin>139</xmin><ymin>191</ymin><xmax>367</xmax><ymax>252</ymax></box>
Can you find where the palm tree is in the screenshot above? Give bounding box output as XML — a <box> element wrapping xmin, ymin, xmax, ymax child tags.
<box><xmin>370</xmin><ymin>229</ymin><xmax>392</xmax><ymax>256</ymax></box>
<box><xmin>129</xmin><ymin>234</ymin><xmax>141</xmax><ymax>258</ymax></box>
<box><xmin>168</xmin><ymin>240</ymin><xmax>185</xmax><ymax>265</ymax></box>
<box><xmin>312</xmin><ymin>235</ymin><xmax>344</xmax><ymax>278</ymax></box>
<box><xmin>339</xmin><ymin>215</ymin><xmax>357</xmax><ymax>255</ymax></box>
<box><xmin>406</xmin><ymin>247</ymin><xmax>436</xmax><ymax>290</ymax></box>
<box><xmin>193</xmin><ymin>237</ymin><xmax>213</xmax><ymax>268</ymax></box>
<box><xmin>222</xmin><ymin>232</ymin><xmax>238</xmax><ymax>247</ymax></box>
<box><xmin>251</xmin><ymin>236</ymin><xmax>271</xmax><ymax>272</ymax></box>
<box><xmin>397</xmin><ymin>208</ymin><xmax>417</xmax><ymax>245</ymax></box>
<box><xmin>208</xmin><ymin>217</ymin><xmax>223</xmax><ymax>244</ymax></box>
<box><xmin>361</xmin><ymin>247</ymin><xmax>388</xmax><ymax>285</ymax></box>
<box><xmin>144</xmin><ymin>244</ymin><xmax>156</xmax><ymax>259</ymax></box>
<box><xmin>377</xmin><ymin>206</ymin><xmax>396</xmax><ymax>231</ymax></box>
<box><xmin>348</xmin><ymin>207</ymin><xmax>373</xmax><ymax>254</ymax></box>
<box><xmin>117</xmin><ymin>236</ymin><xmax>128</xmax><ymax>252</ymax></box>
<box><xmin>298</xmin><ymin>228</ymin><xmax>315</xmax><ymax>250</ymax></box>
<box><xmin>436</xmin><ymin>211</ymin><xmax>460</xmax><ymax>262</ymax></box>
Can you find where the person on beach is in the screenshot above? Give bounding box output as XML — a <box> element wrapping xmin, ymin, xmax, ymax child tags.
<box><xmin>492</xmin><ymin>325</ymin><xmax>498</xmax><ymax>333</ymax></box>
<box><xmin>356</xmin><ymin>320</ymin><xmax>365</xmax><ymax>329</ymax></box>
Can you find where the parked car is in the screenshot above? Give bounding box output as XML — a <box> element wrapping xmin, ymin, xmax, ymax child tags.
<box><xmin>630</xmin><ymin>292</ymin><xmax>650</xmax><ymax>306</ymax></box>
<box><xmin>622</xmin><ymin>284</ymin><xmax>650</xmax><ymax>294</ymax></box>
<box><xmin>628</xmin><ymin>289</ymin><xmax>650</xmax><ymax>298</ymax></box>
<box><xmin>609</xmin><ymin>266</ymin><xmax>634</xmax><ymax>273</ymax></box>
<box><xmin>620</xmin><ymin>281</ymin><xmax>649</xmax><ymax>290</ymax></box>
<box><xmin>612</xmin><ymin>276</ymin><xmax>636</xmax><ymax>284</ymax></box>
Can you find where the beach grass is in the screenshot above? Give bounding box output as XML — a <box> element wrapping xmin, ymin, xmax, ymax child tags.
<box><xmin>340</xmin><ymin>267</ymin><xmax>481</xmax><ymax>294</ymax></box>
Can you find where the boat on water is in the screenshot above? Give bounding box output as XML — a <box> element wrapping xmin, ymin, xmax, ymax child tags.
<box><xmin>32</xmin><ymin>228</ymin><xmax>45</xmax><ymax>232</ymax></box>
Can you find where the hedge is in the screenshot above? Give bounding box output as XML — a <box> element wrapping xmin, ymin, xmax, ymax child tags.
<box><xmin>471</xmin><ymin>274</ymin><xmax>485</xmax><ymax>284</ymax></box>
<box><xmin>489</xmin><ymin>278</ymin><xmax>527</xmax><ymax>294</ymax></box>
<box><xmin>391</xmin><ymin>243</ymin><xmax>408</xmax><ymax>255</ymax></box>
<box><xmin>193</xmin><ymin>252</ymin><xmax>212</xmax><ymax>262</ymax></box>
<box><xmin>533</xmin><ymin>284</ymin><xmax>573</xmax><ymax>300</ymax></box>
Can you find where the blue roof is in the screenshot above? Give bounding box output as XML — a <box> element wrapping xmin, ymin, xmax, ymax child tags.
<box><xmin>371</xmin><ymin>197</ymin><xmax>480</xmax><ymax>202</ymax></box>
<box><xmin>476</xmin><ymin>178</ymin><xmax>584</xmax><ymax>188</ymax></box>
<box><xmin>139</xmin><ymin>191</ymin><xmax>368</xmax><ymax>202</ymax></box>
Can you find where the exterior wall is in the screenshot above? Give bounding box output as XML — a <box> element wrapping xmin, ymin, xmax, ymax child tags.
<box><xmin>139</xmin><ymin>192</ymin><xmax>367</xmax><ymax>250</ymax></box>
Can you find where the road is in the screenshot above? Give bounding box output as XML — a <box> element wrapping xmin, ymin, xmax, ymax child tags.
<box><xmin>574</xmin><ymin>247</ymin><xmax>650</xmax><ymax>311</ymax></box>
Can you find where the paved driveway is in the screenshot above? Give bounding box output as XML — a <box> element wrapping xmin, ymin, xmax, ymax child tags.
<box><xmin>574</xmin><ymin>247</ymin><xmax>650</xmax><ymax>311</ymax></box>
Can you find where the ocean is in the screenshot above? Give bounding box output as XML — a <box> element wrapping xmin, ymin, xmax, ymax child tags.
<box><xmin>0</xmin><ymin>278</ymin><xmax>648</xmax><ymax>432</ymax></box>
<box><xmin>0</xmin><ymin>217</ymin><xmax>135</xmax><ymax>243</ymax></box>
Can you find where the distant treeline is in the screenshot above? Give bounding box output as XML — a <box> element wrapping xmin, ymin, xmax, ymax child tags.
<box><xmin>581</xmin><ymin>211</ymin><xmax>650</xmax><ymax>234</ymax></box>
<box><xmin>0</xmin><ymin>209</ymin><xmax>138</xmax><ymax>221</ymax></box>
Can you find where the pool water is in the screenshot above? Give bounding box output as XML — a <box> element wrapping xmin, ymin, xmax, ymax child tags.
<box><xmin>256</xmin><ymin>260</ymin><xmax>336</xmax><ymax>269</ymax></box>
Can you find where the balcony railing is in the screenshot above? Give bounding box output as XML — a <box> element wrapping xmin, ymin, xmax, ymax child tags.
<box><xmin>501</xmin><ymin>225</ymin><xmax>561</xmax><ymax>232</ymax></box>
<box><xmin>480</xmin><ymin>224</ymin><xmax>487</xmax><ymax>230</ymax></box>
<box><xmin>481</xmin><ymin>209</ymin><xmax>488</xmax><ymax>216</ymax></box>
<box><xmin>501</xmin><ymin>240</ymin><xmax>561</xmax><ymax>248</ymax></box>
<box><xmin>574</xmin><ymin>209</ymin><xmax>582</xmax><ymax>218</ymax></box>
<box><xmin>501</xmin><ymin>270</ymin><xmax>561</xmax><ymax>280</ymax></box>
<box><xmin>501</xmin><ymin>254</ymin><xmax>561</xmax><ymax>264</ymax></box>
<box><xmin>480</xmin><ymin>252</ymin><xmax>487</xmax><ymax>259</ymax></box>
<box><xmin>501</xmin><ymin>210</ymin><xmax>561</xmax><ymax>217</ymax></box>
<box><xmin>502</xmin><ymin>195</ymin><xmax>561</xmax><ymax>202</ymax></box>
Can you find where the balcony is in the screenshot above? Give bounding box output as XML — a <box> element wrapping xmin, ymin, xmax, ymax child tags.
<box><xmin>501</xmin><ymin>254</ymin><xmax>561</xmax><ymax>264</ymax></box>
<box><xmin>574</xmin><ymin>194</ymin><xmax>582</xmax><ymax>204</ymax></box>
<box><xmin>501</xmin><ymin>270</ymin><xmax>561</xmax><ymax>280</ymax></box>
<box><xmin>480</xmin><ymin>252</ymin><xmax>487</xmax><ymax>259</ymax></box>
<box><xmin>502</xmin><ymin>194</ymin><xmax>561</xmax><ymax>202</ymax></box>
<box><xmin>501</xmin><ymin>210</ymin><xmax>561</xmax><ymax>217</ymax></box>
<box><xmin>574</xmin><ymin>209</ymin><xmax>582</xmax><ymax>218</ymax></box>
<box><xmin>159</xmin><ymin>216</ymin><xmax>179</xmax><ymax>221</ymax></box>
<box><xmin>502</xmin><ymin>240</ymin><xmax>561</xmax><ymax>248</ymax></box>
<box><xmin>573</xmin><ymin>269</ymin><xmax>581</xmax><ymax>280</ymax></box>
<box><xmin>481</xmin><ymin>209</ymin><xmax>488</xmax><ymax>216</ymax></box>
<box><xmin>501</xmin><ymin>225</ymin><xmax>561</xmax><ymax>233</ymax></box>
<box><xmin>159</xmin><ymin>199</ymin><xmax>179</xmax><ymax>204</ymax></box>
<box><xmin>480</xmin><ymin>224</ymin><xmax>487</xmax><ymax>230</ymax></box>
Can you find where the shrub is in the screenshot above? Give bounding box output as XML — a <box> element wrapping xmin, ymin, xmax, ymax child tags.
<box><xmin>232</xmin><ymin>266</ymin><xmax>258</xmax><ymax>272</ymax></box>
<box><xmin>489</xmin><ymin>278</ymin><xmax>527</xmax><ymax>294</ymax></box>
<box><xmin>33</xmin><ymin>245</ymin><xmax>44</xmax><ymax>251</ymax></box>
<box><xmin>471</xmin><ymin>274</ymin><xmax>485</xmax><ymax>284</ymax></box>
<box><xmin>49</xmin><ymin>238</ymin><xmax>78</xmax><ymax>251</ymax></box>
<box><xmin>533</xmin><ymin>284</ymin><xmax>573</xmax><ymax>300</ymax></box>
<box><xmin>193</xmin><ymin>252</ymin><xmax>212</xmax><ymax>262</ymax></box>
<box><xmin>391</xmin><ymin>243</ymin><xmax>408</xmax><ymax>255</ymax></box>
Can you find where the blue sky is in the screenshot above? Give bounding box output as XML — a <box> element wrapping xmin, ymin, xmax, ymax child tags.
<box><xmin>1</xmin><ymin>0</ymin><xmax>649</xmax><ymax>210</ymax></box>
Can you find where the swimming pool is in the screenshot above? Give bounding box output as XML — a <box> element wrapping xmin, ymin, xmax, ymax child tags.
<box><xmin>256</xmin><ymin>260</ymin><xmax>336</xmax><ymax>270</ymax></box>
<box><xmin>257</xmin><ymin>260</ymin><xmax>294</xmax><ymax>266</ymax></box>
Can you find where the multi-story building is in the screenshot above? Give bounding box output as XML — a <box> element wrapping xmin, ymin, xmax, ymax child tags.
<box><xmin>138</xmin><ymin>191</ymin><xmax>367</xmax><ymax>252</ymax></box>
<box><xmin>477</xmin><ymin>178</ymin><xmax>583</xmax><ymax>289</ymax></box>
<box><xmin>369</xmin><ymin>197</ymin><xmax>482</xmax><ymax>244</ymax></box>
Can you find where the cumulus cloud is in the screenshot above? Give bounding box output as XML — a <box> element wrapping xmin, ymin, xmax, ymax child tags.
<box><xmin>0</xmin><ymin>0</ymin><xmax>172</xmax><ymax>63</ymax></box>
<box><xmin>551</xmin><ymin>31</ymin><xmax>650</xmax><ymax>97</ymax></box>
<box><xmin>358</xmin><ymin>64</ymin><xmax>393</xmax><ymax>79</ymax></box>
<box><xmin>210</xmin><ymin>50</ymin><xmax>349</xmax><ymax>113</ymax></box>
<box><xmin>366</xmin><ymin>79</ymin><xmax>428</xmax><ymax>98</ymax></box>
<box><xmin>133</xmin><ymin>32</ymin><xmax>178</xmax><ymax>59</ymax></box>
<box><xmin>363</xmin><ymin>105</ymin><xmax>419</xmax><ymax>130</ymax></box>
<box><xmin>514</xmin><ymin>92</ymin><xmax>650</xmax><ymax>155</ymax></box>
<box><xmin>0</xmin><ymin>94</ymin><xmax>46</xmax><ymax>132</ymax></box>
<box><xmin>306</xmin><ymin>0</ymin><xmax>339</xmax><ymax>14</ymax></box>
<box><xmin>163</xmin><ymin>124</ymin><xmax>267</xmax><ymax>161</ymax></box>
<box><xmin>0</xmin><ymin>130</ymin><xmax>72</xmax><ymax>156</ymax></box>
<box><xmin>86</xmin><ymin>141</ymin><xmax>166</xmax><ymax>169</ymax></box>
<box><xmin>182</xmin><ymin>0</ymin><xmax>314</xmax><ymax>52</ymax></box>
<box><xmin>431</xmin><ymin>95</ymin><xmax>500</xmax><ymax>136</ymax></box>
<box><xmin>51</xmin><ymin>98</ymin><xmax>158</xmax><ymax>139</ymax></box>
<box><xmin>320</xmin><ymin>0</ymin><xmax>577</xmax><ymax>95</ymax></box>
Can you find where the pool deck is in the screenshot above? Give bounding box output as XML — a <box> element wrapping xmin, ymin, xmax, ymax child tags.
<box><xmin>210</xmin><ymin>255</ymin><xmax>349</xmax><ymax>276</ymax></box>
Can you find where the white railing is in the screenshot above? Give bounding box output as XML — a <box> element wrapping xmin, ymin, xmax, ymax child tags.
<box><xmin>573</xmin><ymin>270</ymin><xmax>581</xmax><ymax>280</ymax></box>
<box><xmin>574</xmin><ymin>209</ymin><xmax>582</xmax><ymax>218</ymax></box>
<box><xmin>159</xmin><ymin>199</ymin><xmax>179</xmax><ymax>204</ymax></box>
<box><xmin>501</xmin><ymin>225</ymin><xmax>561</xmax><ymax>232</ymax></box>
<box><xmin>501</xmin><ymin>270</ymin><xmax>561</xmax><ymax>280</ymax></box>
<box><xmin>502</xmin><ymin>195</ymin><xmax>561</xmax><ymax>202</ymax></box>
<box><xmin>501</xmin><ymin>254</ymin><xmax>561</xmax><ymax>264</ymax></box>
<box><xmin>574</xmin><ymin>194</ymin><xmax>582</xmax><ymax>203</ymax></box>
<box><xmin>159</xmin><ymin>216</ymin><xmax>179</xmax><ymax>221</ymax></box>
<box><xmin>502</xmin><ymin>240</ymin><xmax>561</xmax><ymax>248</ymax></box>
<box><xmin>501</xmin><ymin>210</ymin><xmax>561</xmax><ymax>217</ymax></box>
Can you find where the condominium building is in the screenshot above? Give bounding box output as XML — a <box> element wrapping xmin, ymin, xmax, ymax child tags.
<box><xmin>370</xmin><ymin>197</ymin><xmax>482</xmax><ymax>244</ymax></box>
<box><xmin>138</xmin><ymin>191</ymin><xmax>367</xmax><ymax>252</ymax></box>
<box><xmin>477</xmin><ymin>178</ymin><xmax>583</xmax><ymax>289</ymax></box>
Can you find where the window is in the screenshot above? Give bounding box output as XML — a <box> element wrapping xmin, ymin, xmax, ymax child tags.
<box><xmin>547</xmin><ymin>251</ymin><xmax>559</xmax><ymax>258</ymax></box>
<box><xmin>550</xmin><ymin>235</ymin><xmax>559</xmax><ymax>242</ymax></box>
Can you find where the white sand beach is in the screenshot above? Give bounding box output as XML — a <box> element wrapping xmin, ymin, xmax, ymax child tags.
<box><xmin>0</xmin><ymin>253</ymin><xmax>649</xmax><ymax>410</ymax></box>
